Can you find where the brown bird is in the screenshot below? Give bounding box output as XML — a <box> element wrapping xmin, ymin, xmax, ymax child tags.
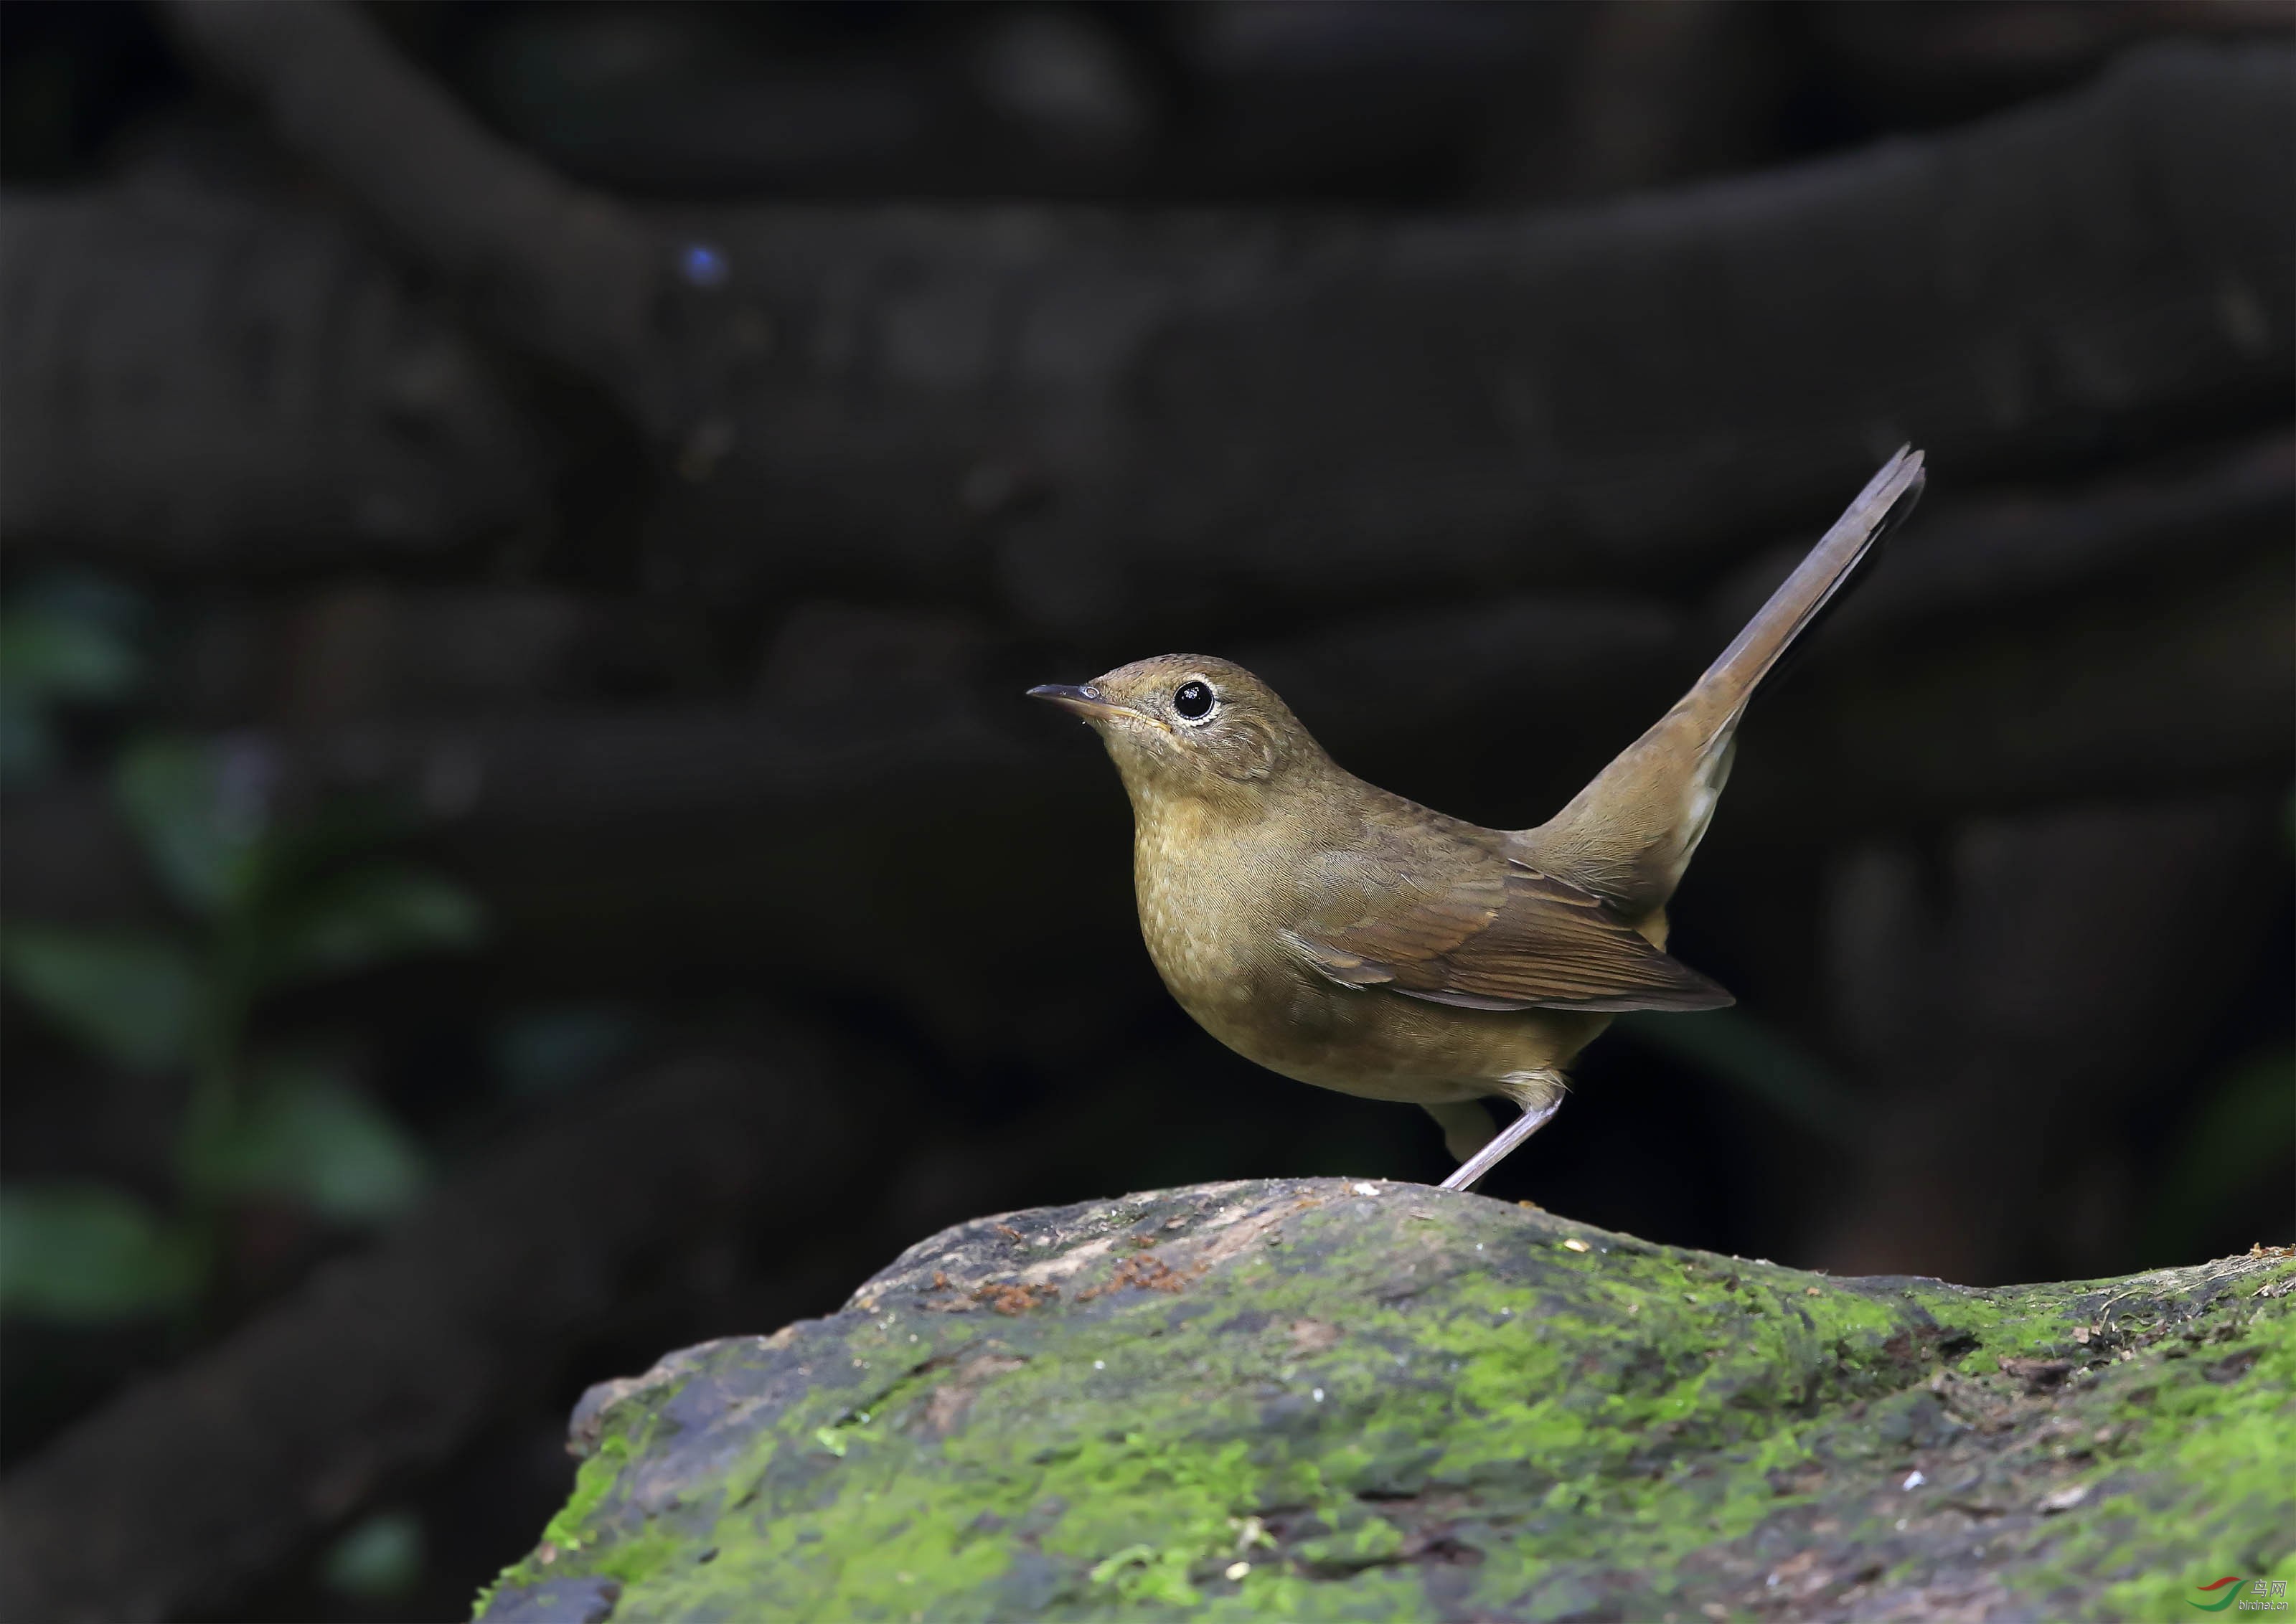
<box><xmin>1031</xmin><ymin>448</ymin><xmax>1925</xmax><ymax>1189</ymax></box>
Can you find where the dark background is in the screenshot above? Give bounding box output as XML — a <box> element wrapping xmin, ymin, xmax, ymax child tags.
<box><xmin>0</xmin><ymin>2</ymin><xmax>2290</xmax><ymax>1619</ymax></box>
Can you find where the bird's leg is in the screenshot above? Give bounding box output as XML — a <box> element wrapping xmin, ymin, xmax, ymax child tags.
<box><xmin>1438</xmin><ymin>1092</ymin><xmax>1562</xmax><ymax>1191</ymax></box>
<box><xmin>1422</xmin><ymin>1099</ymin><xmax>1496</xmax><ymax>1162</ymax></box>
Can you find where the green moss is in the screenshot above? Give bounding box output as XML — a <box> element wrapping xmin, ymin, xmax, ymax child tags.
<box><xmin>542</xmin><ymin>1433</ymin><xmax>631</xmax><ymax>1554</ymax></box>
<box><xmin>2055</xmin><ymin>1282</ymin><xmax>2296</xmax><ymax>1620</ymax></box>
<box><xmin>476</xmin><ymin>1182</ymin><xmax>2292</xmax><ymax>1623</ymax></box>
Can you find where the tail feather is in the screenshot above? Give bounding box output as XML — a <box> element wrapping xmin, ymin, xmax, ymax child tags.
<box><xmin>1520</xmin><ymin>448</ymin><xmax>1925</xmax><ymax>918</ymax></box>
<box><xmin>1690</xmin><ymin>445</ymin><xmax>1925</xmax><ymax>742</ymax></box>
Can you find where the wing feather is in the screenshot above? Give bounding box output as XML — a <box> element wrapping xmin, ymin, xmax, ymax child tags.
<box><xmin>1286</xmin><ymin>847</ymin><xmax>1732</xmax><ymax>1014</ymax></box>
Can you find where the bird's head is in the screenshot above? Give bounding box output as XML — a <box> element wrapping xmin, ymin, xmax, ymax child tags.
<box><xmin>1029</xmin><ymin>654</ymin><xmax>1327</xmax><ymax>818</ymax></box>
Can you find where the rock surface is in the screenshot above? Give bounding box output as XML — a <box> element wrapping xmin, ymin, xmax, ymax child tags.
<box><xmin>476</xmin><ymin>1179</ymin><xmax>2292</xmax><ymax>1622</ymax></box>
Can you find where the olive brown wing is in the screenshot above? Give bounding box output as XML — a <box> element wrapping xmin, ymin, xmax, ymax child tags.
<box><xmin>1284</xmin><ymin>848</ymin><xmax>1732</xmax><ymax>1014</ymax></box>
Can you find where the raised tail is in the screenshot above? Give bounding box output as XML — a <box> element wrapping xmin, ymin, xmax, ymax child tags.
<box><xmin>1520</xmin><ymin>448</ymin><xmax>1926</xmax><ymax>922</ymax></box>
<box><xmin>1689</xmin><ymin>445</ymin><xmax>1925</xmax><ymax>744</ymax></box>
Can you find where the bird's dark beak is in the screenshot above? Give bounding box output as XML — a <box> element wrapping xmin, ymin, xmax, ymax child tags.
<box><xmin>1027</xmin><ymin>683</ymin><xmax>1129</xmax><ymax>722</ymax></box>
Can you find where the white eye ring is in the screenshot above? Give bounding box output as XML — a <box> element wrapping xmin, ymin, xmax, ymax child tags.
<box><xmin>1172</xmin><ymin>677</ymin><xmax>1218</xmax><ymax>724</ymax></box>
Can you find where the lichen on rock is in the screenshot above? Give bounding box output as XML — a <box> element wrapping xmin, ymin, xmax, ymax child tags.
<box><xmin>476</xmin><ymin>1179</ymin><xmax>2294</xmax><ymax>1622</ymax></box>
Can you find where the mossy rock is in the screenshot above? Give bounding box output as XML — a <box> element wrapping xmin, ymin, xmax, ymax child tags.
<box><xmin>476</xmin><ymin>1179</ymin><xmax>2293</xmax><ymax>1622</ymax></box>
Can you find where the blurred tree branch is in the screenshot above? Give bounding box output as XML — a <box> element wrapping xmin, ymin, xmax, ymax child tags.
<box><xmin>22</xmin><ymin>28</ymin><xmax>2289</xmax><ymax>640</ymax></box>
<box><xmin>3</xmin><ymin>433</ymin><xmax>2285</xmax><ymax>1053</ymax></box>
<box><xmin>0</xmin><ymin>191</ymin><xmax>568</xmax><ymax>567</ymax></box>
<box><xmin>156</xmin><ymin>0</ymin><xmax>670</xmax><ymax>417</ymax></box>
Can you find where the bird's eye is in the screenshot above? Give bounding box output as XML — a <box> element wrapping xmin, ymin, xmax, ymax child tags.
<box><xmin>1173</xmin><ymin>680</ymin><xmax>1215</xmax><ymax>721</ymax></box>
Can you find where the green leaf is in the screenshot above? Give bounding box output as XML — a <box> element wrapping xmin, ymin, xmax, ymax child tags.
<box><xmin>113</xmin><ymin>737</ymin><xmax>268</xmax><ymax>916</ymax></box>
<box><xmin>491</xmin><ymin>1006</ymin><xmax>640</xmax><ymax>1097</ymax></box>
<box><xmin>251</xmin><ymin>798</ymin><xmax>422</xmax><ymax>897</ymax></box>
<box><xmin>321</xmin><ymin>1510</ymin><xmax>426</xmax><ymax>1601</ymax></box>
<box><xmin>0</xmin><ymin>1185</ymin><xmax>199</xmax><ymax>1322</ymax></box>
<box><xmin>0</xmin><ymin>689</ymin><xmax>53</xmax><ymax>785</ymax></box>
<box><xmin>0</xmin><ymin>591</ymin><xmax>143</xmax><ymax>788</ymax></box>
<box><xmin>0</xmin><ymin>925</ymin><xmax>199</xmax><ymax>1071</ymax></box>
<box><xmin>256</xmin><ymin>865</ymin><xmax>484</xmax><ymax>991</ymax></box>
<box><xmin>204</xmin><ymin>1062</ymin><xmax>428</xmax><ymax>1224</ymax></box>
<box><xmin>0</xmin><ymin>604</ymin><xmax>141</xmax><ymax>704</ymax></box>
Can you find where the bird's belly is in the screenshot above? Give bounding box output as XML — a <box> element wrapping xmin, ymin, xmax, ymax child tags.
<box><xmin>1221</xmin><ymin>980</ymin><xmax>1607</xmax><ymax>1106</ymax></box>
<box><xmin>1142</xmin><ymin>907</ymin><xmax>1605</xmax><ymax>1106</ymax></box>
<box><xmin>1134</xmin><ymin>817</ymin><xmax>1609</xmax><ymax>1106</ymax></box>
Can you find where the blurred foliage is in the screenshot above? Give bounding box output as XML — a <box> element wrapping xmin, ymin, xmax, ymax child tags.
<box><xmin>320</xmin><ymin>1509</ymin><xmax>426</xmax><ymax>1604</ymax></box>
<box><xmin>113</xmin><ymin>736</ymin><xmax>267</xmax><ymax>917</ymax></box>
<box><xmin>0</xmin><ymin>926</ymin><xmax>197</xmax><ymax>1073</ymax></box>
<box><xmin>259</xmin><ymin>865</ymin><xmax>484</xmax><ymax>991</ymax></box>
<box><xmin>490</xmin><ymin>1006</ymin><xmax>644</xmax><ymax>1098</ymax></box>
<box><xmin>2143</xmin><ymin>1047</ymin><xmax>2295</xmax><ymax>1263</ymax></box>
<box><xmin>0</xmin><ymin>594</ymin><xmax>483</xmax><ymax>1322</ymax></box>
<box><xmin>0</xmin><ymin>1186</ymin><xmax>200</xmax><ymax>1323</ymax></box>
<box><xmin>1612</xmin><ymin>1008</ymin><xmax>1862</xmax><ymax>1143</ymax></box>
<box><xmin>0</xmin><ymin>574</ymin><xmax>144</xmax><ymax>786</ymax></box>
<box><xmin>198</xmin><ymin>1057</ymin><xmax>430</xmax><ymax>1226</ymax></box>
